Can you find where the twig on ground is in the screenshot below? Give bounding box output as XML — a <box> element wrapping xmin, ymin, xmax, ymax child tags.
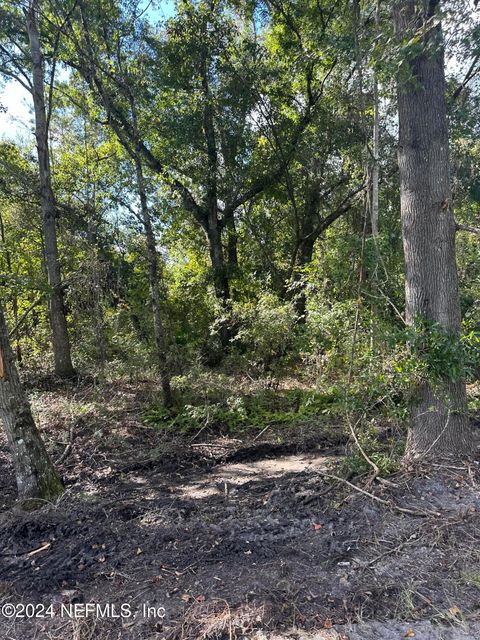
<box><xmin>376</xmin><ymin>477</ymin><xmax>399</xmax><ymax>488</ymax></box>
<box><xmin>317</xmin><ymin>471</ymin><xmax>441</xmax><ymax>517</ymax></box>
<box><xmin>364</xmin><ymin>533</ymin><xmax>418</xmax><ymax>567</ymax></box>
<box><xmin>190</xmin><ymin>443</ymin><xmax>233</xmax><ymax>448</ymax></box>
<box><xmin>253</xmin><ymin>424</ymin><xmax>271</xmax><ymax>441</ymax></box>
<box><xmin>55</xmin><ymin>420</ymin><xmax>76</xmax><ymax>465</ymax></box>
<box><xmin>190</xmin><ymin>416</ymin><xmax>210</xmax><ymax>442</ymax></box>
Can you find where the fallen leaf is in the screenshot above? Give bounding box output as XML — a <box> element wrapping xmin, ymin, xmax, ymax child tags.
<box><xmin>405</xmin><ymin>629</ymin><xmax>415</xmax><ymax>638</ymax></box>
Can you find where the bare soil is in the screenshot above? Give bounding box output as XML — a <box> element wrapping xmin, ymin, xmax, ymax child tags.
<box><xmin>1</xmin><ymin>380</ymin><xmax>480</xmax><ymax>640</ymax></box>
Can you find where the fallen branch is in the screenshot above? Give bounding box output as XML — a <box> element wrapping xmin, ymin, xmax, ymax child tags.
<box><xmin>55</xmin><ymin>420</ymin><xmax>76</xmax><ymax>465</ymax></box>
<box><xmin>0</xmin><ymin>542</ymin><xmax>51</xmax><ymax>557</ymax></box>
<box><xmin>317</xmin><ymin>471</ymin><xmax>441</xmax><ymax>517</ymax></box>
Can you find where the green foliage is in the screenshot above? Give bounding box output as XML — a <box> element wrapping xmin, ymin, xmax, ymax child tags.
<box><xmin>1</xmin><ymin>0</ymin><xmax>480</xmax><ymax>479</ymax></box>
<box><xmin>229</xmin><ymin>293</ymin><xmax>297</xmax><ymax>373</ymax></box>
<box><xmin>407</xmin><ymin>319</ymin><xmax>465</xmax><ymax>382</ymax></box>
<box><xmin>143</xmin><ymin>365</ymin><xmax>340</xmax><ymax>435</ymax></box>
<box><xmin>389</xmin><ymin>319</ymin><xmax>480</xmax><ymax>386</ymax></box>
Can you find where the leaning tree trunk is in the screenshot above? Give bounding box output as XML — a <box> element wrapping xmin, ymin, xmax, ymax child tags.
<box><xmin>0</xmin><ymin>302</ymin><xmax>63</xmax><ymax>504</ymax></box>
<box><xmin>394</xmin><ymin>0</ymin><xmax>472</xmax><ymax>460</ymax></box>
<box><xmin>25</xmin><ymin>0</ymin><xmax>75</xmax><ymax>378</ymax></box>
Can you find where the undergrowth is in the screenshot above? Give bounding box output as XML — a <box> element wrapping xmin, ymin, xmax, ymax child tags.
<box><xmin>143</xmin><ymin>381</ymin><xmax>340</xmax><ymax>435</ymax></box>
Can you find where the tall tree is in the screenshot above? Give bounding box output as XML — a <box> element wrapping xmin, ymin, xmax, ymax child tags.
<box><xmin>0</xmin><ymin>301</ymin><xmax>63</xmax><ymax>503</ymax></box>
<box><xmin>394</xmin><ymin>0</ymin><xmax>472</xmax><ymax>459</ymax></box>
<box><xmin>132</xmin><ymin>142</ymin><xmax>173</xmax><ymax>407</ymax></box>
<box><xmin>24</xmin><ymin>0</ymin><xmax>75</xmax><ymax>377</ymax></box>
<box><xmin>0</xmin><ymin>1</ymin><xmax>76</xmax><ymax>377</ymax></box>
<box><xmin>371</xmin><ymin>0</ymin><xmax>380</xmax><ymax>239</ymax></box>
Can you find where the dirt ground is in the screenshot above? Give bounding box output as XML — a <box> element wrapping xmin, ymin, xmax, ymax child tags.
<box><xmin>1</xmin><ymin>380</ymin><xmax>480</xmax><ymax>640</ymax></box>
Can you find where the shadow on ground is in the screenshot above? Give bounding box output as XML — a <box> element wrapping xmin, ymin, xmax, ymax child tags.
<box><xmin>0</xmin><ymin>381</ymin><xmax>480</xmax><ymax>639</ymax></box>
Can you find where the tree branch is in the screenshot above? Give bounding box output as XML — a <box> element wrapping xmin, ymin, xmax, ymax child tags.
<box><xmin>456</xmin><ymin>221</ymin><xmax>480</xmax><ymax>235</ymax></box>
<box><xmin>451</xmin><ymin>53</ymin><xmax>480</xmax><ymax>103</ymax></box>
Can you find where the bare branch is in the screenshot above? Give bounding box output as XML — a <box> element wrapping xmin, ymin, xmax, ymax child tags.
<box><xmin>456</xmin><ymin>221</ymin><xmax>480</xmax><ymax>235</ymax></box>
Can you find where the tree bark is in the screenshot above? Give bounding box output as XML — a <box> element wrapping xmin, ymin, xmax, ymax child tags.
<box><xmin>25</xmin><ymin>0</ymin><xmax>75</xmax><ymax>378</ymax></box>
<box><xmin>394</xmin><ymin>0</ymin><xmax>472</xmax><ymax>460</ymax></box>
<box><xmin>0</xmin><ymin>302</ymin><xmax>63</xmax><ymax>505</ymax></box>
<box><xmin>206</xmin><ymin>220</ymin><xmax>230</xmax><ymax>305</ymax></box>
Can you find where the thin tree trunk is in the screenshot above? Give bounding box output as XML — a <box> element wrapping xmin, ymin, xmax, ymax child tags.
<box><xmin>0</xmin><ymin>302</ymin><xmax>63</xmax><ymax>504</ymax></box>
<box><xmin>127</xmin><ymin>90</ymin><xmax>173</xmax><ymax>405</ymax></box>
<box><xmin>0</xmin><ymin>212</ymin><xmax>22</xmax><ymax>364</ymax></box>
<box><xmin>86</xmin><ymin>219</ymin><xmax>107</xmax><ymax>376</ymax></box>
<box><xmin>200</xmin><ymin>45</ymin><xmax>231</xmax><ymax>333</ymax></box>
<box><xmin>84</xmin><ymin>128</ymin><xmax>107</xmax><ymax>376</ymax></box>
<box><xmin>25</xmin><ymin>0</ymin><xmax>75</xmax><ymax>378</ymax></box>
<box><xmin>292</xmin><ymin>235</ymin><xmax>315</xmax><ymax>321</ymax></box>
<box><xmin>394</xmin><ymin>0</ymin><xmax>472</xmax><ymax>460</ymax></box>
<box><xmin>353</xmin><ymin>0</ymin><xmax>372</xmax><ymax>244</ymax></box>
<box><xmin>371</xmin><ymin>0</ymin><xmax>380</xmax><ymax>238</ymax></box>
<box><xmin>134</xmin><ymin>156</ymin><xmax>173</xmax><ymax>407</ymax></box>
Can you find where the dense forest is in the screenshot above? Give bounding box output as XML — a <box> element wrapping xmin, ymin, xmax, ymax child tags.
<box><xmin>1</xmin><ymin>1</ymin><xmax>480</xmax><ymax>639</ymax></box>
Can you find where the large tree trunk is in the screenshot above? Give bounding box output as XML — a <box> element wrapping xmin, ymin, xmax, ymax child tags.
<box><xmin>0</xmin><ymin>302</ymin><xmax>63</xmax><ymax>504</ymax></box>
<box><xmin>206</xmin><ymin>219</ymin><xmax>231</xmax><ymax>348</ymax></box>
<box><xmin>134</xmin><ymin>155</ymin><xmax>173</xmax><ymax>408</ymax></box>
<box><xmin>25</xmin><ymin>0</ymin><xmax>75</xmax><ymax>379</ymax></box>
<box><xmin>394</xmin><ymin>0</ymin><xmax>472</xmax><ymax>460</ymax></box>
